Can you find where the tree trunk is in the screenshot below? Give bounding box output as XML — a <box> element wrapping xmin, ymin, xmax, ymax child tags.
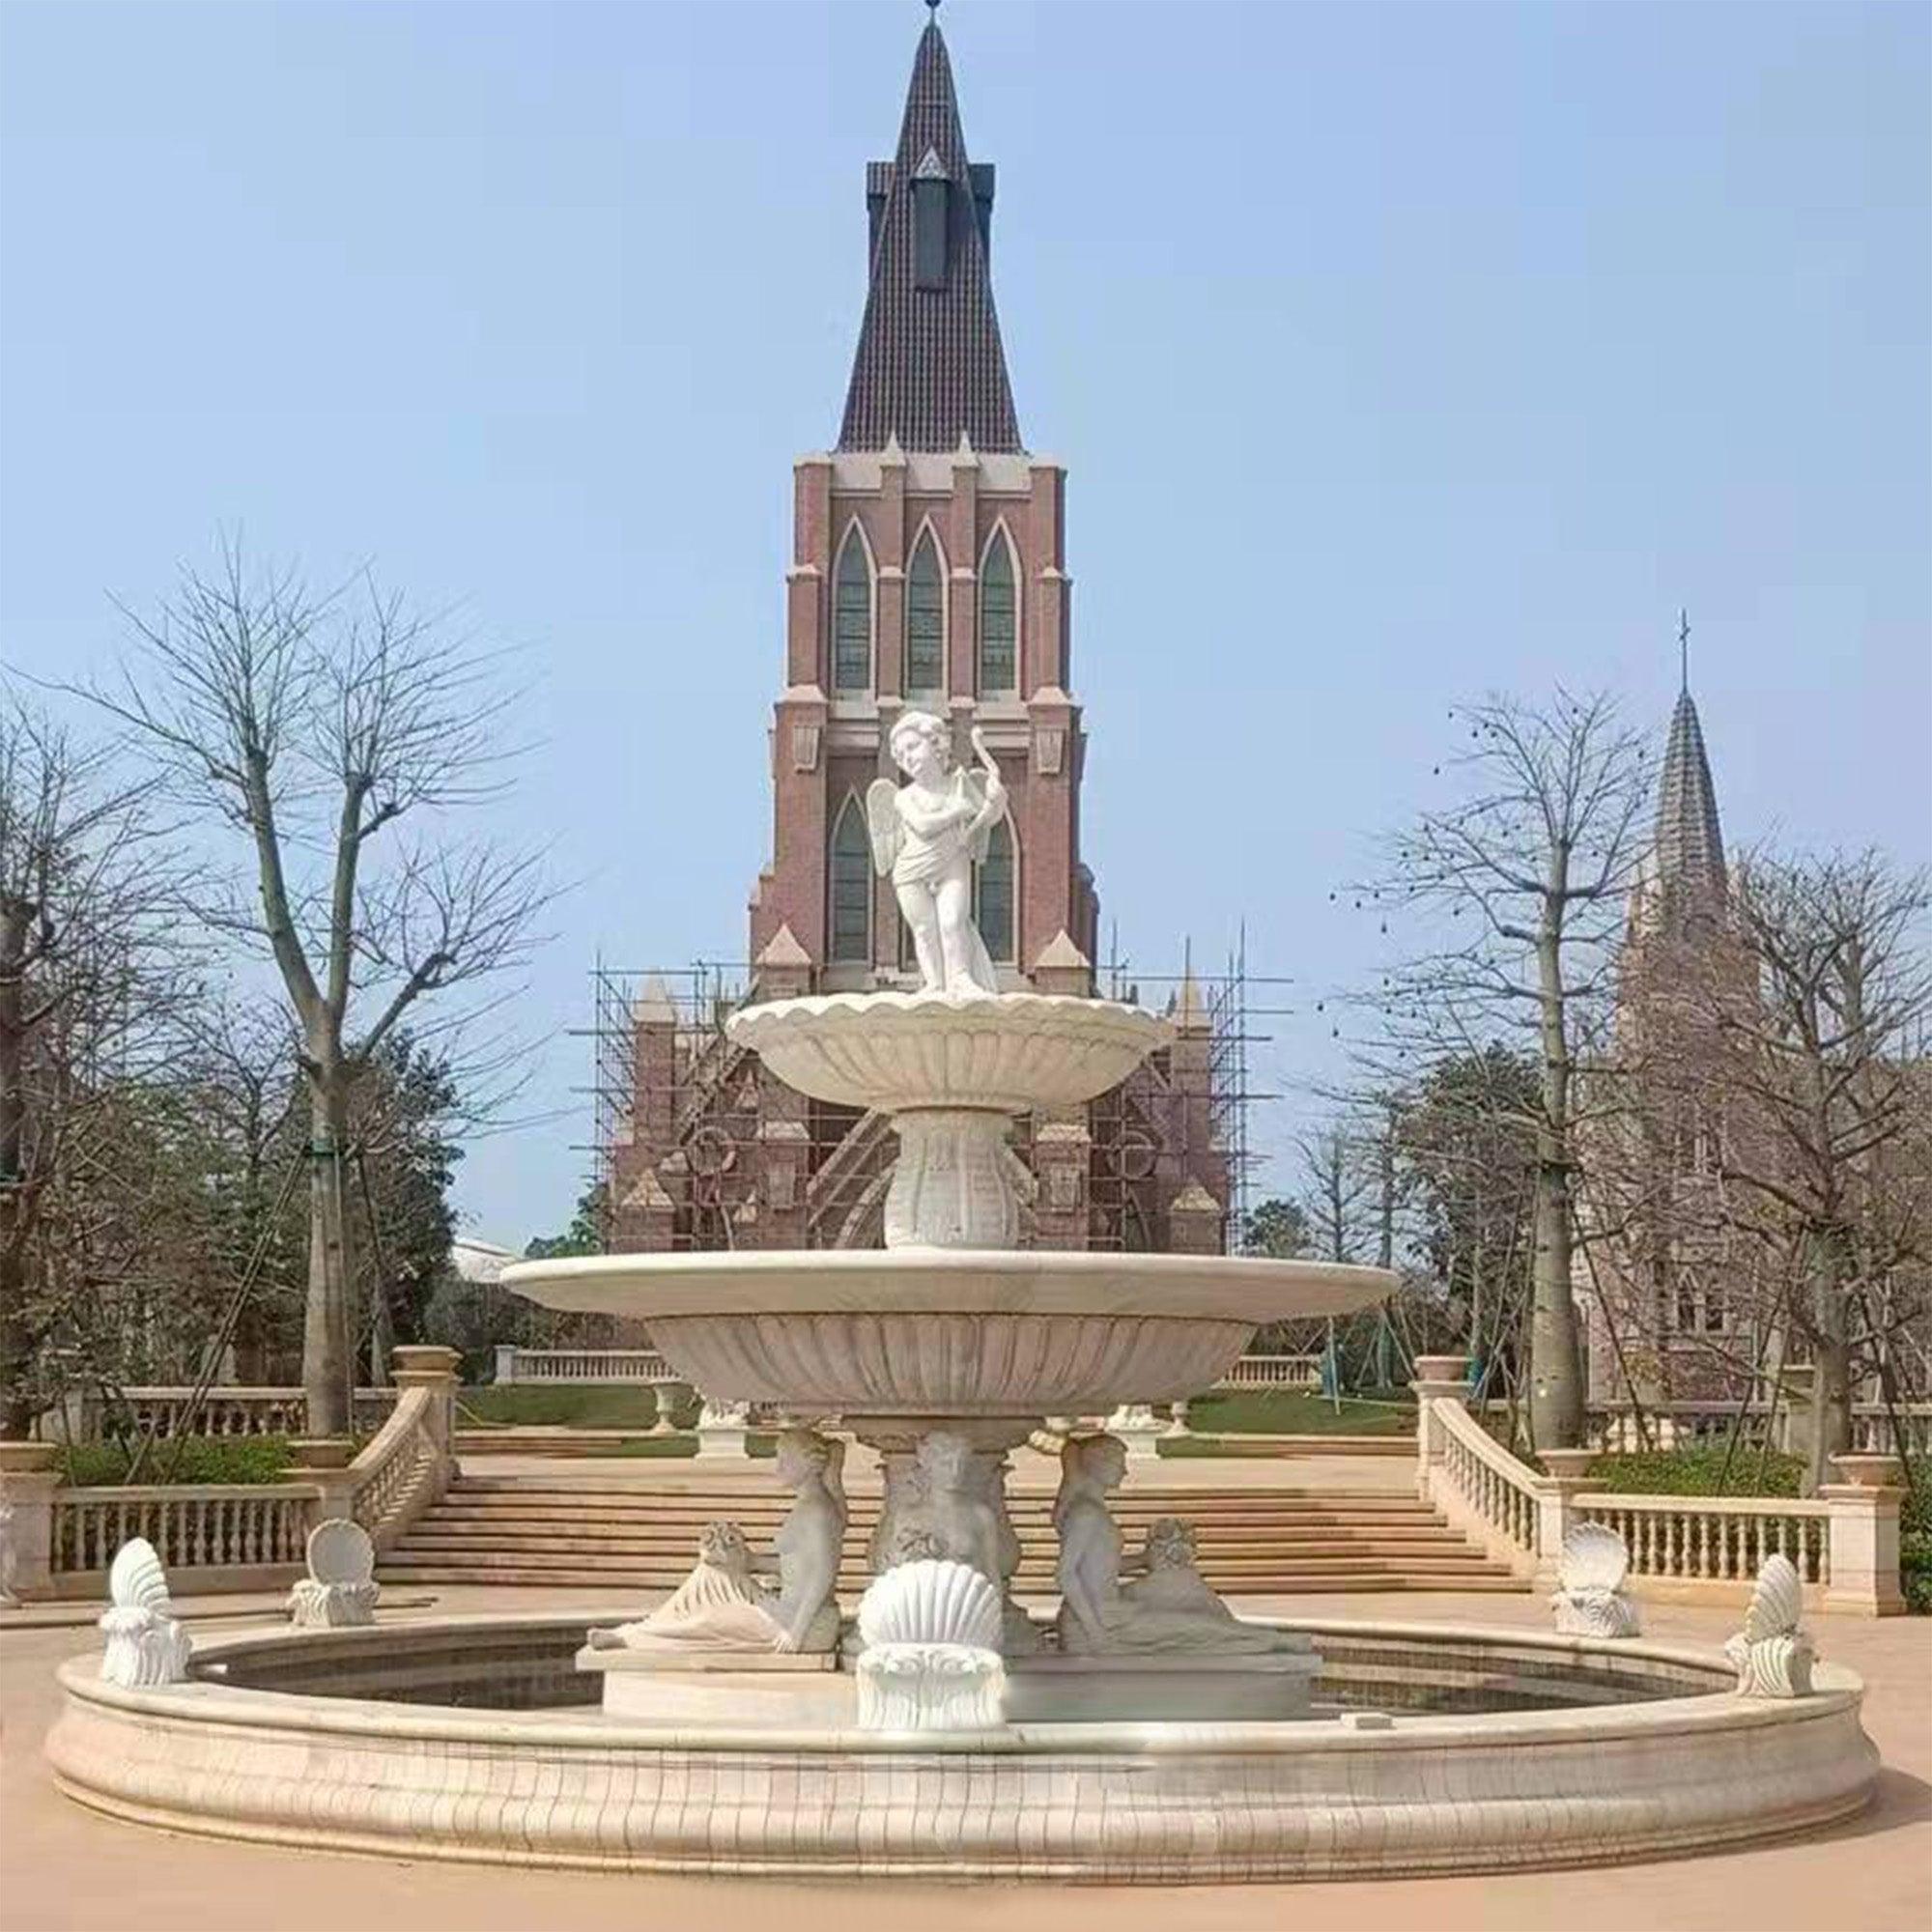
<box><xmin>302</xmin><ymin>1073</ymin><xmax>355</xmax><ymax>1435</ymax></box>
<box><xmin>1529</xmin><ymin>889</ymin><xmax>1584</xmax><ymax>1450</ymax></box>
<box><xmin>1803</xmin><ymin>1227</ymin><xmax>1854</xmax><ymax>1494</ymax></box>
<box><xmin>0</xmin><ymin>900</ymin><xmax>33</xmax><ymax>1437</ymax></box>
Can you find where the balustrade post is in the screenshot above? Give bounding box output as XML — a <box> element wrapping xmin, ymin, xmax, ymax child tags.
<box><xmin>390</xmin><ymin>1346</ymin><xmax>463</xmax><ymax>1469</ymax></box>
<box><xmin>1410</xmin><ymin>1354</ymin><xmax>1471</xmax><ymax>1504</ymax></box>
<box><xmin>0</xmin><ymin>1441</ymin><xmax>59</xmax><ymax>1602</ymax></box>
<box><xmin>289</xmin><ymin>1437</ymin><xmax>358</xmax><ymax>1529</ymax></box>
<box><xmin>1532</xmin><ymin>1448</ymin><xmax>1606</xmax><ymax>1586</ymax></box>
<box><xmin>493</xmin><ymin>1344</ymin><xmax>518</xmax><ymax>1386</ymax></box>
<box><xmin>1820</xmin><ymin>1454</ymin><xmax>1907</xmax><ymax>1617</ymax></box>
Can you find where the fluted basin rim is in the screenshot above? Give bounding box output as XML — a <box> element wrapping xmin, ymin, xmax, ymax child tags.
<box><xmin>724</xmin><ymin>988</ymin><xmax>1173</xmax><ymax>1114</ymax></box>
<box><xmin>500</xmin><ymin>1250</ymin><xmax>1395</xmax><ymax>1323</ymax></box>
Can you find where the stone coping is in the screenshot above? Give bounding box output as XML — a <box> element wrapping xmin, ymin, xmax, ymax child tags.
<box><xmin>499</xmin><ymin>1247</ymin><xmax>1395</xmax><ymax>1323</ymax></box>
<box><xmin>46</xmin><ymin>1609</ymin><xmax>1879</xmax><ymax>1881</ymax></box>
<box><xmin>56</xmin><ymin>1609</ymin><xmax>1826</xmax><ymax>1752</ymax></box>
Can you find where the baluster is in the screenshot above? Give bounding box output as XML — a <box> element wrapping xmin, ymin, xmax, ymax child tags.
<box><xmin>1697</xmin><ymin>1513</ymin><xmax>1712</xmax><ymax>1578</ymax></box>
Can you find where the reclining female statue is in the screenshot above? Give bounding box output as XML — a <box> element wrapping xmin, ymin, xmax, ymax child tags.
<box><xmin>1053</xmin><ymin>1435</ymin><xmax>1304</xmax><ymax>1657</ymax></box>
<box><xmin>590</xmin><ymin>1430</ymin><xmax>846</xmax><ymax>1654</ymax></box>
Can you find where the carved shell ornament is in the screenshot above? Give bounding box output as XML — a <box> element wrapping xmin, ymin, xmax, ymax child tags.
<box><xmin>109</xmin><ymin>1537</ymin><xmax>173</xmax><ymax>1614</ymax></box>
<box><xmin>858</xmin><ymin>1557</ymin><xmax>1003</xmax><ymax>1652</ymax></box>
<box><xmin>305</xmin><ymin>1518</ymin><xmax>375</xmax><ymax>1587</ymax></box>
<box><xmin>1743</xmin><ymin>1551</ymin><xmax>1804</xmax><ymax>1641</ymax></box>
<box><xmin>1558</xmin><ymin>1520</ymin><xmax>1630</xmax><ymax>1595</ymax></box>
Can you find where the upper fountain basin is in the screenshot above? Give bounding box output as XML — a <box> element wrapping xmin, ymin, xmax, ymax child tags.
<box><xmin>724</xmin><ymin>990</ymin><xmax>1173</xmax><ymax>1115</ymax></box>
<box><xmin>500</xmin><ymin>1250</ymin><xmax>1394</xmax><ymax>1416</ymax></box>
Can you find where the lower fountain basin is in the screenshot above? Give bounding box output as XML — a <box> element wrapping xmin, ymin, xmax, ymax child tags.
<box><xmin>49</xmin><ymin>1613</ymin><xmax>1879</xmax><ymax>1882</ymax></box>
<box><xmin>499</xmin><ymin>1249</ymin><xmax>1394</xmax><ymax>1416</ymax></box>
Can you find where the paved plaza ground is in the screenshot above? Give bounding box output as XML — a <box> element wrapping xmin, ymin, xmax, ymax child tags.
<box><xmin>4</xmin><ymin>1454</ymin><xmax>1927</xmax><ymax>1930</ymax></box>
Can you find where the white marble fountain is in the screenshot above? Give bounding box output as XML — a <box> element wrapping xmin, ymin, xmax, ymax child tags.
<box><xmin>45</xmin><ymin>718</ymin><xmax>1880</xmax><ymax>1880</ymax></box>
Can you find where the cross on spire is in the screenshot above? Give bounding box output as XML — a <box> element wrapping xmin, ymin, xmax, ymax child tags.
<box><xmin>1678</xmin><ymin>608</ymin><xmax>1691</xmax><ymax>694</ymax></box>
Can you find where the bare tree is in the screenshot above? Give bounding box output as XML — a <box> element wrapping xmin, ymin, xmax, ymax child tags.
<box><xmin>1695</xmin><ymin>851</ymin><xmax>1932</xmax><ymax>1488</ymax></box>
<box><xmin>95</xmin><ymin>545</ymin><xmax>546</xmax><ymax>1435</ymax></box>
<box><xmin>0</xmin><ymin>698</ymin><xmax>176</xmax><ymax>1435</ymax></box>
<box><xmin>1359</xmin><ymin>692</ymin><xmax>1652</xmax><ymax>1447</ymax></box>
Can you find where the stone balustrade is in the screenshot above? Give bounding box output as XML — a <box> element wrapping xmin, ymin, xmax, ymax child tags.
<box><xmin>42</xmin><ymin>1385</ymin><xmax>396</xmax><ymax>1442</ymax></box>
<box><xmin>491</xmin><ymin>1346</ymin><xmax>675</xmax><ymax>1385</ymax></box>
<box><xmin>1211</xmin><ymin>1354</ymin><xmax>1322</xmax><ymax>1392</ymax></box>
<box><xmin>0</xmin><ymin>1347</ymin><xmax>462</xmax><ymax>1601</ymax></box>
<box><xmin>1414</xmin><ymin>1355</ymin><xmax>1908</xmax><ymax>1614</ymax></box>
<box><xmin>1577</xmin><ymin>1398</ymin><xmax>1932</xmax><ymax>1457</ymax></box>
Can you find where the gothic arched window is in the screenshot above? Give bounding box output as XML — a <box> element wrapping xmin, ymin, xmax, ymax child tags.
<box><xmin>977</xmin><ymin>527</ymin><xmax>1017</xmax><ymax>696</ymax></box>
<box><xmin>832</xmin><ymin>526</ymin><xmax>873</xmax><ymax>693</ymax></box>
<box><xmin>905</xmin><ymin>528</ymin><xmax>945</xmax><ymax>696</ymax></box>
<box><xmin>974</xmin><ymin>817</ymin><xmax>1016</xmax><ymax>966</ymax></box>
<box><xmin>828</xmin><ymin>795</ymin><xmax>872</xmax><ymax>962</ymax></box>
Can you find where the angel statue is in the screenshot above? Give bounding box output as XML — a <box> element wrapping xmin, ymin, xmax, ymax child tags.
<box><xmin>867</xmin><ymin>710</ymin><xmax>1009</xmax><ymax>997</ymax></box>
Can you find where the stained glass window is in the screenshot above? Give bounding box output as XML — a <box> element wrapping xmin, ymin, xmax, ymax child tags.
<box><xmin>978</xmin><ymin>529</ymin><xmax>1016</xmax><ymax>695</ymax></box>
<box><xmin>833</xmin><ymin>527</ymin><xmax>872</xmax><ymax>692</ymax></box>
<box><xmin>905</xmin><ymin>530</ymin><xmax>944</xmax><ymax>696</ymax></box>
<box><xmin>974</xmin><ymin>817</ymin><xmax>1015</xmax><ymax>965</ymax></box>
<box><xmin>829</xmin><ymin>796</ymin><xmax>871</xmax><ymax>961</ymax></box>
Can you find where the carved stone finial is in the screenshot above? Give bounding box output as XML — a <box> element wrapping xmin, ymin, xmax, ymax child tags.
<box><xmin>288</xmin><ymin>1518</ymin><xmax>380</xmax><ymax>1629</ymax></box>
<box><xmin>99</xmin><ymin>1538</ymin><xmax>193</xmax><ymax>1687</ymax></box>
<box><xmin>1723</xmin><ymin>1553</ymin><xmax>1815</xmax><ymax>1698</ymax></box>
<box><xmin>1550</xmin><ymin>1521</ymin><xmax>1641</xmax><ymax>1638</ymax></box>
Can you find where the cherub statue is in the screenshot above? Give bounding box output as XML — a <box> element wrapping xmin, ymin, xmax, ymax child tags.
<box><xmin>867</xmin><ymin>710</ymin><xmax>1008</xmax><ymax>996</ymax></box>
<box><xmin>1053</xmin><ymin>1439</ymin><xmax>1303</xmax><ymax>1657</ymax></box>
<box><xmin>590</xmin><ymin>1430</ymin><xmax>846</xmax><ymax>1654</ymax></box>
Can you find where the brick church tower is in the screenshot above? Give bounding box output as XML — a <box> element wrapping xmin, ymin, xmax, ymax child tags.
<box><xmin>748</xmin><ymin>16</ymin><xmax>1095</xmax><ymax>990</ymax></box>
<box><xmin>606</xmin><ymin>17</ymin><xmax>1227</xmax><ymax>1258</ymax></box>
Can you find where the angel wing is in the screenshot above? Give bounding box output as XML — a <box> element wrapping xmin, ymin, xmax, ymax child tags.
<box><xmin>866</xmin><ymin>779</ymin><xmax>902</xmax><ymax>877</ymax></box>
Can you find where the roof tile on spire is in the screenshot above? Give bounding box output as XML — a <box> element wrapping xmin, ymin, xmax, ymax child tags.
<box><xmin>1655</xmin><ymin>688</ymin><xmax>1727</xmax><ymax>897</ymax></box>
<box><xmin>838</xmin><ymin>21</ymin><xmax>1021</xmax><ymax>453</ymax></box>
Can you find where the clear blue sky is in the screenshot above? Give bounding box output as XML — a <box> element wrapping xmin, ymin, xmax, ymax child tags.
<box><xmin>2</xmin><ymin>0</ymin><xmax>1926</xmax><ymax>1245</ymax></box>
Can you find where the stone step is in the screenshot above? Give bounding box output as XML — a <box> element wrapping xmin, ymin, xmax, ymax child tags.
<box><xmin>377</xmin><ymin>1563</ymin><xmax>1528</xmax><ymax>1595</ymax></box>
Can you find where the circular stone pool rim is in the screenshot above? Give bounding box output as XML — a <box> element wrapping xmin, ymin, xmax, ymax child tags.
<box><xmin>46</xmin><ymin>1612</ymin><xmax>1879</xmax><ymax>1883</ymax></box>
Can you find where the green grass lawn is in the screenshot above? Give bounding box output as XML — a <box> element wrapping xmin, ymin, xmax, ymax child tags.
<box><xmin>1175</xmin><ymin>1388</ymin><xmax>1415</xmax><ymax>1439</ymax></box>
<box><xmin>456</xmin><ymin>1385</ymin><xmax>695</xmax><ymax>1430</ymax></box>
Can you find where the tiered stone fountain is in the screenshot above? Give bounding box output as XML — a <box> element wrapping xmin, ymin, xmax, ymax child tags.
<box><xmin>503</xmin><ymin>716</ymin><xmax>1389</xmax><ymax>1726</ymax></box>
<box><xmin>44</xmin><ymin>720</ymin><xmax>1880</xmax><ymax>1879</ymax></box>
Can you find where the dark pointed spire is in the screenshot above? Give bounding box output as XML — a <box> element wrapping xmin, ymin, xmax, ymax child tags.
<box><xmin>837</xmin><ymin>20</ymin><xmax>1022</xmax><ymax>453</ymax></box>
<box><xmin>1654</xmin><ymin>627</ymin><xmax>1726</xmax><ymax>900</ymax></box>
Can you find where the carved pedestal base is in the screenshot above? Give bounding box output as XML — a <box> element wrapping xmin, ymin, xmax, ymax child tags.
<box><xmin>857</xmin><ymin>1643</ymin><xmax>1005</xmax><ymax>1731</ymax></box>
<box><xmin>885</xmin><ymin>1109</ymin><xmax>1019</xmax><ymax>1248</ymax></box>
<box><xmin>288</xmin><ymin>1578</ymin><xmax>380</xmax><ymax>1629</ymax></box>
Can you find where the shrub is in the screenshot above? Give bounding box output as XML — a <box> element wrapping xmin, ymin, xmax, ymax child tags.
<box><xmin>57</xmin><ymin>1435</ymin><xmax>295</xmax><ymax>1487</ymax></box>
<box><xmin>1590</xmin><ymin>1446</ymin><xmax>1805</xmax><ymax>1498</ymax></box>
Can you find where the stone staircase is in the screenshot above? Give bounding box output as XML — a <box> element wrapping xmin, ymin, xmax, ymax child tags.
<box><xmin>381</xmin><ymin>1474</ymin><xmax>1527</xmax><ymax>1597</ymax></box>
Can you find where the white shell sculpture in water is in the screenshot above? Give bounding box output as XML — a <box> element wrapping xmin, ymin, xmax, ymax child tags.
<box><xmin>1551</xmin><ymin>1521</ymin><xmax>1641</xmax><ymax>1638</ymax></box>
<box><xmin>855</xmin><ymin>1558</ymin><xmax>1006</xmax><ymax>1733</ymax></box>
<box><xmin>99</xmin><ymin>1537</ymin><xmax>193</xmax><ymax>1688</ymax></box>
<box><xmin>288</xmin><ymin>1518</ymin><xmax>381</xmax><ymax>1629</ymax></box>
<box><xmin>1723</xmin><ymin>1553</ymin><xmax>1815</xmax><ymax>1697</ymax></box>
